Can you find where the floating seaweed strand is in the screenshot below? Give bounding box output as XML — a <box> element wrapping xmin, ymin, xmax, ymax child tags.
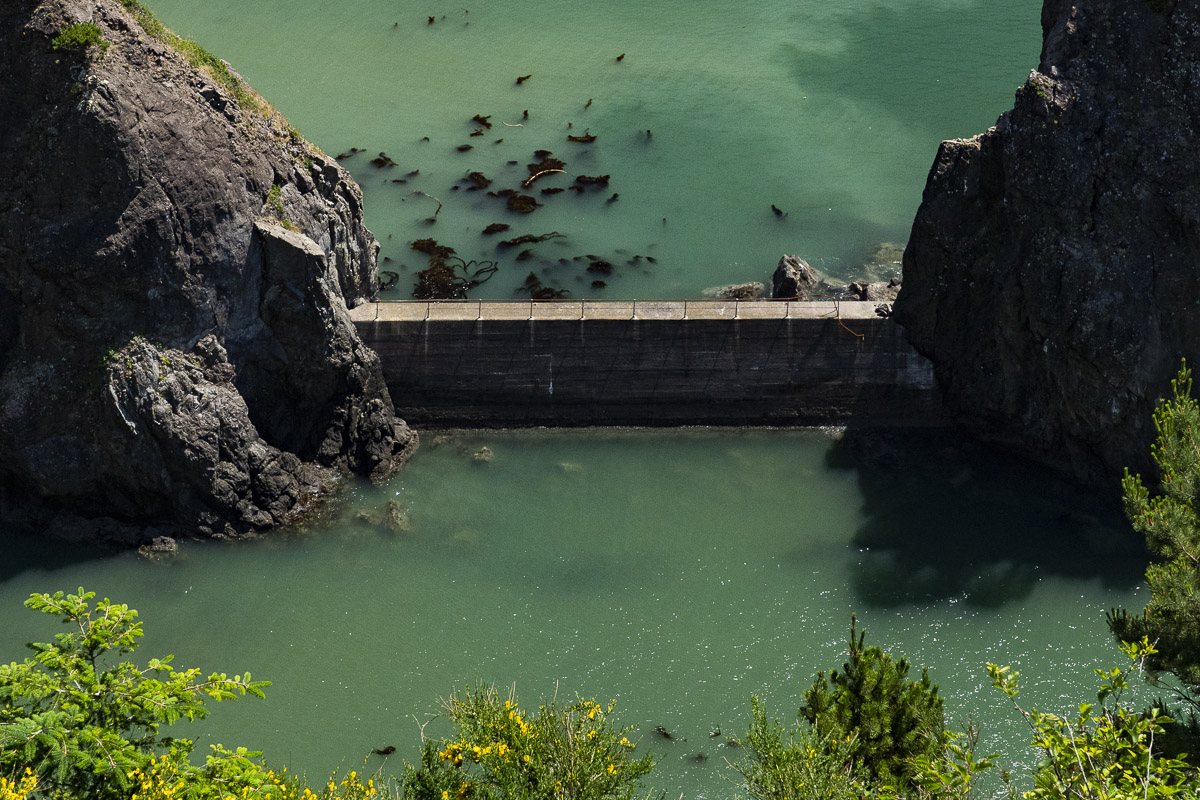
<box><xmin>406</xmin><ymin>190</ymin><xmax>444</xmax><ymax>223</ymax></box>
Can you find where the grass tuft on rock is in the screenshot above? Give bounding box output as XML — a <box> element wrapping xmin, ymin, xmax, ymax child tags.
<box><xmin>116</xmin><ymin>0</ymin><xmax>263</xmax><ymax>113</ymax></box>
<box><xmin>52</xmin><ymin>22</ymin><xmax>109</xmax><ymax>56</ymax></box>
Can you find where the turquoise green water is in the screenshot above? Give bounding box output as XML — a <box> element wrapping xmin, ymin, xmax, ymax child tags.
<box><xmin>1</xmin><ymin>430</ymin><xmax>1145</xmax><ymax>797</ymax></box>
<box><xmin>1</xmin><ymin>3</ymin><xmax>1141</xmax><ymax>797</ymax></box>
<box><xmin>144</xmin><ymin>0</ymin><xmax>1042</xmax><ymax>299</ymax></box>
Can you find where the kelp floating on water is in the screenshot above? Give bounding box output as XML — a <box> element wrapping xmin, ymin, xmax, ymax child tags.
<box><xmin>412</xmin><ymin>252</ymin><xmax>499</xmax><ymax>300</ymax></box>
<box><xmin>498</xmin><ymin>232</ymin><xmax>564</xmax><ymax>248</ymax></box>
<box><xmin>519</xmin><ymin>271</ymin><xmax>571</xmax><ymax>300</ymax></box>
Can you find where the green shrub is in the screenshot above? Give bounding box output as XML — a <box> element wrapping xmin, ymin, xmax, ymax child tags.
<box><xmin>401</xmin><ymin>685</ymin><xmax>655</xmax><ymax>800</ymax></box>
<box><xmin>799</xmin><ymin>615</ymin><xmax>947</xmax><ymax>787</ymax></box>
<box><xmin>1111</xmin><ymin>360</ymin><xmax>1200</xmax><ymax>691</ymax></box>
<box><xmin>990</xmin><ymin>639</ymin><xmax>1198</xmax><ymax>800</ymax></box>
<box><xmin>737</xmin><ymin>696</ymin><xmax>872</xmax><ymax>800</ymax></box>
<box><xmin>0</xmin><ymin>588</ymin><xmax>271</xmax><ymax>799</ymax></box>
<box><xmin>51</xmin><ymin>22</ymin><xmax>108</xmax><ymax>56</ymax></box>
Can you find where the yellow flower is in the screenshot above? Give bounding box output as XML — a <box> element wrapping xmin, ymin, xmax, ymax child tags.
<box><xmin>0</xmin><ymin>770</ymin><xmax>39</xmax><ymax>800</ymax></box>
<box><xmin>607</xmin><ymin>764</ymin><xmax>616</xmax><ymax>775</ymax></box>
<box><xmin>522</xmin><ymin>754</ymin><xmax>531</xmax><ymax>763</ymax></box>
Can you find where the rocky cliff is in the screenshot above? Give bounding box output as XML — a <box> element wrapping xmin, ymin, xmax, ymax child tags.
<box><xmin>894</xmin><ymin>0</ymin><xmax>1200</xmax><ymax>484</ymax></box>
<box><xmin>0</xmin><ymin>0</ymin><xmax>416</xmax><ymax>543</ymax></box>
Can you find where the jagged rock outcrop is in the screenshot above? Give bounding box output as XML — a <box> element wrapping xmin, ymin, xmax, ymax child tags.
<box><xmin>894</xmin><ymin>0</ymin><xmax>1200</xmax><ymax>484</ymax></box>
<box><xmin>771</xmin><ymin>255</ymin><xmax>821</xmax><ymax>299</ymax></box>
<box><xmin>0</xmin><ymin>0</ymin><xmax>416</xmax><ymax>543</ymax></box>
<box><xmin>769</xmin><ymin>254</ymin><xmax>900</xmax><ymax>302</ymax></box>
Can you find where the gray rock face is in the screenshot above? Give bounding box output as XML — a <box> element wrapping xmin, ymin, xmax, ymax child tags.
<box><xmin>771</xmin><ymin>255</ymin><xmax>822</xmax><ymax>299</ymax></box>
<box><xmin>894</xmin><ymin>0</ymin><xmax>1200</xmax><ymax>484</ymax></box>
<box><xmin>847</xmin><ymin>279</ymin><xmax>902</xmax><ymax>303</ymax></box>
<box><xmin>0</xmin><ymin>0</ymin><xmax>415</xmax><ymax>543</ymax></box>
<box><xmin>702</xmin><ymin>282</ymin><xmax>766</xmax><ymax>300</ymax></box>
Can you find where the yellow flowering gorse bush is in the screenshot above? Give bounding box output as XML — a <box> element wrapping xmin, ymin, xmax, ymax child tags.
<box><xmin>0</xmin><ymin>769</ymin><xmax>38</xmax><ymax>800</ymax></box>
<box><xmin>403</xmin><ymin>686</ymin><xmax>652</xmax><ymax>800</ymax></box>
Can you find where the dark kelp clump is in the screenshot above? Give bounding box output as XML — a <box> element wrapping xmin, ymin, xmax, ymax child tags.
<box><xmin>412</xmin><ymin>252</ymin><xmax>499</xmax><ymax>299</ymax></box>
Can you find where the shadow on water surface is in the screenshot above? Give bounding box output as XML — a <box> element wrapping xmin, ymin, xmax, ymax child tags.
<box><xmin>825</xmin><ymin>428</ymin><xmax>1147</xmax><ymax>609</ymax></box>
<box><xmin>778</xmin><ymin>1</ymin><xmax>1042</xmax><ymax>139</ymax></box>
<box><xmin>0</xmin><ymin>523</ymin><xmax>115</xmax><ymax>584</ymax></box>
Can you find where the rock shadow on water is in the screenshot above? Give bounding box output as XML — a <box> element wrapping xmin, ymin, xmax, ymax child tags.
<box><xmin>824</xmin><ymin>428</ymin><xmax>1146</xmax><ymax>608</ymax></box>
<box><xmin>0</xmin><ymin>523</ymin><xmax>116</xmax><ymax>583</ymax></box>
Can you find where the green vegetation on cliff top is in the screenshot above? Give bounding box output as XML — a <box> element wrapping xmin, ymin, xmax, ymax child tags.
<box><xmin>116</xmin><ymin>0</ymin><xmax>261</xmax><ymax>112</ymax></box>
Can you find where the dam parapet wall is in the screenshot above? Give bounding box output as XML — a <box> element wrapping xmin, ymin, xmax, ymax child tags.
<box><xmin>350</xmin><ymin>300</ymin><xmax>943</xmax><ymax>426</ymax></box>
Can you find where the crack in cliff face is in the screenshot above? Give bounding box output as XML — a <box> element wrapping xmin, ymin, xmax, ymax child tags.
<box><xmin>895</xmin><ymin>0</ymin><xmax>1199</xmax><ymax>485</ymax></box>
<box><xmin>0</xmin><ymin>0</ymin><xmax>416</xmax><ymax>544</ymax></box>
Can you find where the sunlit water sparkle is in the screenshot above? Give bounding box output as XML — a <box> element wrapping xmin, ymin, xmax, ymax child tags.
<box><xmin>0</xmin><ymin>2</ymin><xmax>1145</xmax><ymax>796</ymax></box>
<box><xmin>1</xmin><ymin>430</ymin><xmax>1145</xmax><ymax>797</ymax></box>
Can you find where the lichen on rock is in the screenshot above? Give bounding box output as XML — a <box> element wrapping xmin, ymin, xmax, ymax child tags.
<box><xmin>0</xmin><ymin>0</ymin><xmax>416</xmax><ymax>544</ymax></box>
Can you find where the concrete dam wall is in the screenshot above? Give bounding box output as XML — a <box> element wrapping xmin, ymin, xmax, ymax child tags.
<box><xmin>350</xmin><ymin>299</ymin><xmax>943</xmax><ymax>426</ymax></box>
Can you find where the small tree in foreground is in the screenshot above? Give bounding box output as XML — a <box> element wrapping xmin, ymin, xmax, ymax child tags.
<box><xmin>0</xmin><ymin>588</ymin><xmax>276</xmax><ymax>799</ymax></box>
<box><xmin>401</xmin><ymin>685</ymin><xmax>654</xmax><ymax>800</ymax></box>
<box><xmin>799</xmin><ymin>615</ymin><xmax>948</xmax><ymax>788</ymax></box>
<box><xmin>989</xmin><ymin>638</ymin><xmax>1198</xmax><ymax>800</ymax></box>
<box><xmin>1110</xmin><ymin>360</ymin><xmax>1200</xmax><ymax>696</ymax></box>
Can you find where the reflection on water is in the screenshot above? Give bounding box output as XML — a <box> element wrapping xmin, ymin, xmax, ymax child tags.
<box><xmin>828</xmin><ymin>428</ymin><xmax>1144</xmax><ymax>608</ymax></box>
<box><xmin>0</xmin><ymin>429</ymin><xmax>1145</xmax><ymax>798</ymax></box>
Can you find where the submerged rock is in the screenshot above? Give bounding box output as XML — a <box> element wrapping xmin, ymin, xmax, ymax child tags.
<box><xmin>0</xmin><ymin>0</ymin><xmax>416</xmax><ymax>544</ymax></box>
<box><xmin>702</xmin><ymin>282</ymin><xmax>765</xmax><ymax>300</ymax></box>
<box><xmin>137</xmin><ymin>536</ymin><xmax>180</xmax><ymax>561</ymax></box>
<box><xmin>355</xmin><ymin>509</ymin><xmax>384</xmax><ymax>526</ymax></box>
<box><xmin>894</xmin><ymin>0</ymin><xmax>1200</xmax><ymax>484</ymax></box>
<box><xmin>383</xmin><ymin>500</ymin><xmax>411</xmax><ymax>533</ymax></box>
<box><xmin>859</xmin><ymin>242</ymin><xmax>905</xmax><ymax>282</ymax></box>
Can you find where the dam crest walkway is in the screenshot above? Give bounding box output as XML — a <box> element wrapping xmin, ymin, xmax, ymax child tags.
<box><xmin>349</xmin><ymin>299</ymin><xmax>940</xmax><ymax>426</ymax></box>
<box><xmin>351</xmin><ymin>298</ymin><xmax>878</xmax><ymax>323</ymax></box>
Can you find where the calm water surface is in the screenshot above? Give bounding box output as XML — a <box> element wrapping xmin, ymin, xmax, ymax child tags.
<box><xmin>145</xmin><ymin>0</ymin><xmax>1042</xmax><ymax>298</ymax></box>
<box><xmin>1</xmin><ymin>3</ymin><xmax>1143</xmax><ymax>797</ymax></box>
<box><xmin>1</xmin><ymin>430</ymin><xmax>1145</xmax><ymax>797</ymax></box>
